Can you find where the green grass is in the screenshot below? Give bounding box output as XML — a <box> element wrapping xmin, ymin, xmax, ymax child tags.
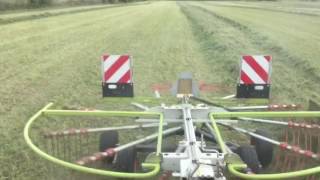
<box><xmin>197</xmin><ymin>1</ymin><xmax>320</xmax><ymax>66</ymax></box>
<box><xmin>0</xmin><ymin>2</ymin><xmax>217</xmax><ymax>179</ymax></box>
<box><xmin>0</xmin><ymin>2</ymin><xmax>150</xmax><ymax>25</ymax></box>
<box><xmin>0</xmin><ymin>1</ymin><xmax>319</xmax><ymax>179</ymax></box>
<box><xmin>205</xmin><ymin>0</ymin><xmax>320</xmax><ymax>16</ymax></box>
<box><xmin>185</xmin><ymin>1</ymin><xmax>320</xmax><ymax>103</ymax></box>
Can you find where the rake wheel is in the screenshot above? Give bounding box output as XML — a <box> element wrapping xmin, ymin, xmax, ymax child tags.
<box><xmin>114</xmin><ymin>147</ymin><xmax>137</xmax><ymax>173</ymax></box>
<box><xmin>250</xmin><ymin>129</ymin><xmax>274</xmax><ymax>168</ymax></box>
<box><xmin>99</xmin><ymin>131</ymin><xmax>119</xmax><ymax>163</ymax></box>
<box><xmin>236</xmin><ymin>145</ymin><xmax>261</xmax><ymax>174</ymax></box>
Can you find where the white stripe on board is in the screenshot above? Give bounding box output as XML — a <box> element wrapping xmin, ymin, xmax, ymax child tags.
<box><xmin>103</xmin><ymin>55</ymin><xmax>121</xmax><ymax>72</ymax></box>
<box><xmin>253</xmin><ymin>55</ymin><xmax>270</xmax><ymax>73</ymax></box>
<box><xmin>242</xmin><ymin>60</ymin><xmax>265</xmax><ymax>84</ymax></box>
<box><xmin>107</xmin><ymin>60</ymin><xmax>130</xmax><ymax>83</ymax></box>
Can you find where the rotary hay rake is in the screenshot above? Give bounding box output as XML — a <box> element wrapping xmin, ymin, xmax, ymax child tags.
<box><xmin>24</xmin><ymin>55</ymin><xmax>320</xmax><ymax>180</ymax></box>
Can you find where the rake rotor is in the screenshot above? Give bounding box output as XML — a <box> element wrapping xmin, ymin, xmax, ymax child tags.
<box><xmin>24</xmin><ymin>98</ymin><xmax>320</xmax><ymax>180</ymax></box>
<box><xmin>24</xmin><ymin>54</ymin><xmax>320</xmax><ymax>179</ymax></box>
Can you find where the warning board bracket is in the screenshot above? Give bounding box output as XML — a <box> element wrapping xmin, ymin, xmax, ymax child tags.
<box><xmin>236</xmin><ymin>84</ymin><xmax>270</xmax><ymax>99</ymax></box>
<box><xmin>102</xmin><ymin>82</ymin><xmax>134</xmax><ymax>97</ymax></box>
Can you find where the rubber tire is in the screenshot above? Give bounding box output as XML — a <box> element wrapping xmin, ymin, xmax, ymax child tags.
<box><xmin>114</xmin><ymin>147</ymin><xmax>136</xmax><ymax>172</ymax></box>
<box><xmin>236</xmin><ymin>145</ymin><xmax>261</xmax><ymax>173</ymax></box>
<box><xmin>99</xmin><ymin>131</ymin><xmax>119</xmax><ymax>163</ymax></box>
<box><xmin>250</xmin><ymin>129</ymin><xmax>274</xmax><ymax>168</ymax></box>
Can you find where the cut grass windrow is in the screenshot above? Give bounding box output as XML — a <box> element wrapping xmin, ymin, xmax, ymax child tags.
<box><xmin>194</xmin><ymin>2</ymin><xmax>320</xmax><ymax>73</ymax></box>
<box><xmin>179</xmin><ymin>2</ymin><xmax>320</xmax><ymax>104</ymax></box>
<box><xmin>202</xmin><ymin>1</ymin><xmax>320</xmax><ymax>17</ymax></box>
<box><xmin>0</xmin><ymin>2</ymin><xmax>150</xmax><ymax>25</ymax></box>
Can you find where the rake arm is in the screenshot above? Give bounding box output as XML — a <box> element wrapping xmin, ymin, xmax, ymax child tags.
<box><xmin>210</xmin><ymin>111</ymin><xmax>320</xmax><ymax>179</ymax></box>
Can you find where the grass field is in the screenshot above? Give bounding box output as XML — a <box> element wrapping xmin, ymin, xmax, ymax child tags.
<box><xmin>1</xmin><ymin>1</ymin><xmax>320</xmax><ymax>179</ymax></box>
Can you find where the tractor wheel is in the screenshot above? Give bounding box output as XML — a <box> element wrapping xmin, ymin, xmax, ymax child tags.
<box><xmin>99</xmin><ymin>131</ymin><xmax>119</xmax><ymax>163</ymax></box>
<box><xmin>114</xmin><ymin>147</ymin><xmax>137</xmax><ymax>172</ymax></box>
<box><xmin>236</xmin><ymin>145</ymin><xmax>261</xmax><ymax>173</ymax></box>
<box><xmin>250</xmin><ymin>129</ymin><xmax>274</xmax><ymax>168</ymax></box>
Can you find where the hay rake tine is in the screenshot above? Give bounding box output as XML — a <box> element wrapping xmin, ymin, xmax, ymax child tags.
<box><xmin>68</xmin><ymin>135</ymin><xmax>72</xmax><ymax>162</ymax></box>
<box><xmin>57</xmin><ymin>136</ymin><xmax>61</xmax><ymax>159</ymax></box>
<box><xmin>63</xmin><ymin>135</ymin><xmax>66</xmax><ymax>161</ymax></box>
<box><xmin>86</xmin><ymin>134</ymin><xmax>90</xmax><ymax>157</ymax></box>
<box><xmin>318</xmin><ymin>137</ymin><xmax>320</xmax><ymax>153</ymax></box>
<box><xmin>76</xmin><ymin>126</ymin><xmax>182</xmax><ymax>165</ymax></box>
<box><xmin>55</xmin><ymin>136</ymin><xmax>59</xmax><ymax>158</ymax></box>
<box><xmin>79</xmin><ymin>133</ymin><xmax>82</xmax><ymax>159</ymax></box>
<box><xmin>51</xmin><ymin>136</ymin><xmax>56</xmax><ymax>157</ymax></box>
<box><xmin>75</xmin><ymin>133</ymin><xmax>79</xmax><ymax>161</ymax></box>
<box><xmin>218</xmin><ymin>122</ymin><xmax>319</xmax><ymax>161</ymax></box>
<box><xmin>238</xmin><ymin>117</ymin><xmax>320</xmax><ymax>132</ymax></box>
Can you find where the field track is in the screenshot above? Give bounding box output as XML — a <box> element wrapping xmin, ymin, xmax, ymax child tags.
<box><xmin>0</xmin><ymin>1</ymin><xmax>319</xmax><ymax>179</ymax></box>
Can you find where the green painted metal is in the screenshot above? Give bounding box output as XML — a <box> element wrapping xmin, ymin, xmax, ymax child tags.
<box><xmin>24</xmin><ymin>103</ymin><xmax>162</xmax><ymax>178</ymax></box>
<box><xmin>228</xmin><ymin>164</ymin><xmax>320</xmax><ymax>180</ymax></box>
<box><xmin>210</xmin><ymin>112</ymin><xmax>320</xmax><ymax>179</ymax></box>
<box><xmin>209</xmin><ymin>113</ymin><xmax>227</xmax><ymax>153</ymax></box>
<box><xmin>156</xmin><ymin>113</ymin><xmax>164</xmax><ymax>155</ymax></box>
<box><xmin>25</xmin><ymin>104</ymin><xmax>320</xmax><ymax>179</ymax></box>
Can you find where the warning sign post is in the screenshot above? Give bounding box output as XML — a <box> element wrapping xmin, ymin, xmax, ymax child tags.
<box><xmin>101</xmin><ymin>54</ymin><xmax>134</xmax><ymax>97</ymax></box>
<box><xmin>236</xmin><ymin>55</ymin><xmax>272</xmax><ymax>99</ymax></box>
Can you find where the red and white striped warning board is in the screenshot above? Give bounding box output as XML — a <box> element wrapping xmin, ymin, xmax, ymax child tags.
<box><xmin>101</xmin><ymin>55</ymin><xmax>132</xmax><ymax>83</ymax></box>
<box><xmin>240</xmin><ymin>55</ymin><xmax>272</xmax><ymax>85</ymax></box>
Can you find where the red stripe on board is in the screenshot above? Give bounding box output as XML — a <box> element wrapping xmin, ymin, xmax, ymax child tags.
<box><xmin>264</xmin><ymin>55</ymin><xmax>272</xmax><ymax>62</ymax></box>
<box><xmin>102</xmin><ymin>55</ymin><xmax>110</xmax><ymax>61</ymax></box>
<box><xmin>241</xmin><ymin>70</ymin><xmax>254</xmax><ymax>84</ymax></box>
<box><xmin>243</xmin><ymin>56</ymin><xmax>268</xmax><ymax>83</ymax></box>
<box><xmin>117</xmin><ymin>70</ymin><xmax>131</xmax><ymax>83</ymax></box>
<box><xmin>104</xmin><ymin>55</ymin><xmax>129</xmax><ymax>81</ymax></box>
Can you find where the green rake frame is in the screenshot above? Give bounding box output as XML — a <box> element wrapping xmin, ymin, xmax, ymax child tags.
<box><xmin>24</xmin><ymin>102</ymin><xmax>320</xmax><ymax>179</ymax></box>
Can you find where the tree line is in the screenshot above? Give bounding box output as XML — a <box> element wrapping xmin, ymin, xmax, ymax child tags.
<box><xmin>0</xmin><ymin>0</ymin><xmax>140</xmax><ymax>10</ymax></box>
